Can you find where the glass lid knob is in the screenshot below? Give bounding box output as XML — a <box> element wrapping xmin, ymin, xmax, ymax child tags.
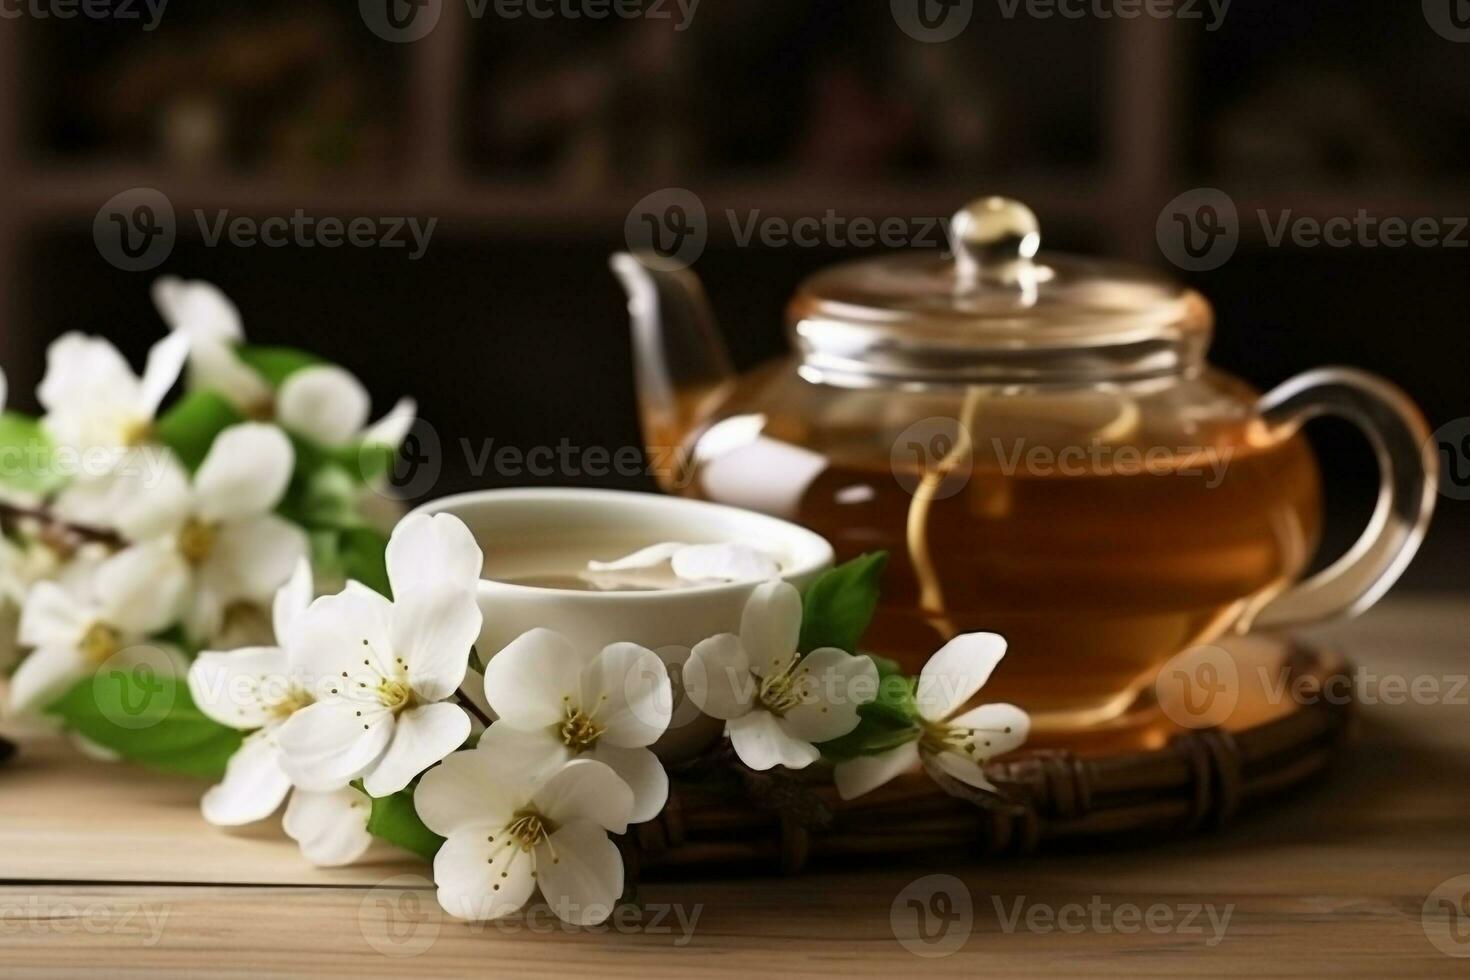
<box><xmin>950</xmin><ymin>196</ymin><xmax>1041</xmax><ymax>287</ymax></box>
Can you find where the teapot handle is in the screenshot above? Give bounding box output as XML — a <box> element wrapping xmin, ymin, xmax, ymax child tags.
<box><xmin>1239</xmin><ymin>368</ymin><xmax>1437</xmax><ymax>632</ymax></box>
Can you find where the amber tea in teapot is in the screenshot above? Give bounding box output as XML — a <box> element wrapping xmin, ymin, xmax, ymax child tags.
<box><xmin>613</xmin><ymin>197</ymin><xmax>1435</xmax><ymax>732</ymax></box>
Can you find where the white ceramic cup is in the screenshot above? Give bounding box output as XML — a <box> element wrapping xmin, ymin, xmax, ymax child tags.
<box><xmin>409</xmin><ymin>487</ymin><xmax>833</xmax><ymax>655</ymax></box>
<box><xmin>409</xmin><ymin>488</ymin><xmax>834</xmax><ymax>760</ymax></box>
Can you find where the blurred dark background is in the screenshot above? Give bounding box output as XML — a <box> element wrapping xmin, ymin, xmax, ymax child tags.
<box><xmin>0</xmin><ymin>0</ymin><xmax>1464</xmax><ymax>591</ymax></box>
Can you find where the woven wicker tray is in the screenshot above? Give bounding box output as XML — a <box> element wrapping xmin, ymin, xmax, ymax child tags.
<box><xmin>627</xmin><ymin>633</ymin><xmax>1354</xmax><ymax>878</ymax></box>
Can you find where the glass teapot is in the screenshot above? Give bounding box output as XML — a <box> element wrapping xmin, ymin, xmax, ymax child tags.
<box><xmin>611</xmin><ymin>197</ymin><xmax>1436</xmax><ymax>731</ymax></box>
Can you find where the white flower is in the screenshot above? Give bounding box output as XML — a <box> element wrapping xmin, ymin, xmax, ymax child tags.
<box><xmin>275</xmin><ymin>513</ymin><xmax>483</xmax><ymax>797</ymax></box>
<box><xmin>416</xmin><ymin>751</ymin><xmax>632</xmax><ymax>925</ymax></box>
<box><xmin>37</xmin><ymin>331</ymin><xmax>189</xmax><ymax>463</ymax></box>
<box><xmin>684</xmin><ymin>580</ymin><xmax>877</xmax><ymax>771</ymax></box>
<box><xmin>56</xmin><ymin>424</ymin><xmax>307</xmax><ymax>641</ymax></box>
<box><xmin>480</xmin><ymin>628</ymin><xmax>671</xmax><ymax>823</ymax></box>
<box><xmin>585</xmin><ymin>541</ymin><xmax>779</xmax><ymax>588</ymax></box>
<box><xmin>833</xmin><ymin>633</ymin><xmax>1029</xmax><ymax>800</ymax></box>
<box><xmin>8</xmin><ymin>545</ymin><xmax>186</xmax><ymax>715</ymax></box>
<box><xmin>277</xmin><ymin>364</ymin><xmax>416</xmax><ymax>450</ymax></box>
<box><xmin>282</xmin><ymin>785</ymin><xmax>375</xmax><ymax>866</ymax></box>
<box><xmin>153</xmin><ymin>276</ymin><xmax>416</xmax><ymax>451</ymax></box>
<box><xmin>152</xmin><ymin>276</ymin><xmax>271</xmax><ymax>414</ymax></box>
<box><xmin>187</xmin><ymin>560</ymin><xmax>374</xmax><ymax>866</ymax></box>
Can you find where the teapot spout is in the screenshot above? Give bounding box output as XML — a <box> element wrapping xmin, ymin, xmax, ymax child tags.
<box><xmin>610</xmin><ymin>252</ymin><xmax>736</xmax><ymax>485</ymax></box>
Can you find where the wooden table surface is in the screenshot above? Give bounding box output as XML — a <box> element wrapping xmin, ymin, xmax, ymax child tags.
<box><xmin>2</xmin><ymin>595</ymin><xmax>1468</xmax><ymax>978</ymax></box>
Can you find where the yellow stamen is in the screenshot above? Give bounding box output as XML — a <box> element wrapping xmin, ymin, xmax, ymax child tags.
<box><xmin>178</xmin><ymin>519</ymin><xmax>216</xmax><ymax>565</ymax></box>
<box><xmin>79</xmin><ymin>622</ymin><xmax>120</xmax><ymax>665</ymax></box>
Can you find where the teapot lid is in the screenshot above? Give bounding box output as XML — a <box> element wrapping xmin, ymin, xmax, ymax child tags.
<box><xmin>787</xmin><ymin>197</ymin><xmax>1213</xmax><ymax>388</ymax></box>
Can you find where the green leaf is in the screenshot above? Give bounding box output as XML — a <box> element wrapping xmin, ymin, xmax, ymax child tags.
<box><xmin>46</xmin><ymin>668</ymin><xmax>242</xmax><ymax>778</ymax></box>
<box><xmin>367</xmin><ymin>787</ymin><xmax>445</xmax><ymax>861</ymax></box>
<box><xmin>0</xmin><ymin>413</ymin><xmax>66</xmax><ymax>495</ymax></box>
<box><xmin>236</xmin><ymin>345</ymin><xmax>323</xmax><ymax>386</ymax></box>
<box><xmin>818</xmin><ymin>656</ymin><xmax>922</xmax><ymax>761</ymax></box>
<box><xmin>798</xmin><ymin>552</ymin><xmax>888</xmax><ymax>654</ymax></box>
<box><xmin>154</xmin><ymin>391</ymin><xmax>244</xmax><ymax>471</ymax></box>
<box><xmin>339</xmin><ymin>526</ymin><xmax>391</xmax><ymax>597</ymax></box>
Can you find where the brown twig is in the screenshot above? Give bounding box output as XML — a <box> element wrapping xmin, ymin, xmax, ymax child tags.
<box><xmin>0</xmin><ymin>501</ymin><xmax>125</xmax><ymax>550</ymax></box>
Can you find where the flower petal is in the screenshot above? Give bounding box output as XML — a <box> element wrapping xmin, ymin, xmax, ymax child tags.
<box><xmin>282</xmin><ymin>786</ymin><xmax>374</xmax><ymax>867</ymax></box>
<box><xmin>579</xmin><ymin>643</ymin><xmax>670</xmax><ymax>748</ymax></box>
<box><xmin>587</xmin><ymin>744</ymin><xmax>667</xmax><ymax>824</ymax></box>
<box><xmin>362</xmin><ymin>701</ymin><xmax>471</xmax><ymax>797</ymax></box>
<box><xmin>276</xmin><ymin>365</ymin><xmax>371</xmax><ymax>449</ymax></box>
<box><xmin>414</xmin><ymin>746</ymin><xmax>521</xmax><ymax>837</ymax></box>
<box><xmin>392</xmin><ymin>586</ymin><xmax>480</xmax><ymax>703</ymax></box>
<box><xmin>205</xmin><ymin>515</ymin><xmax>308</xmax><ymax>607</ymax></box>
<box><xmin>37</xmin><ymin>333</ymin><xmax>138</xmax><ymax>421</ymax></box>
<box><xmin>531</xmin><ymin>758</ymin><xmax>633</xmax><ymax>834</ymax></box>
<box><xmin>362</xmin><ymin>397</ymin><xmax>416</xmax><ymax>450</ymax></box>
<box><xmin>152</xmin><ymin>276</ymin><xmax>243</xmax><ymax>344</ymax></box>
<box><xmin>727</xmin><ymin>709</ymin><xmax>819</xmax><ymax>771</ymax></box>
<box><xmin>200</xmin><ymin>733</ymin><xmax>291</xmax><ymax>826</ymax></box>
<box><xmin>670</xmin><ymin>543</ymin><xmax>780</xmax><ymax>583</ymax></box>
<box><xmin>194</xmin><ymin>423</ymin><xmax>295</xmax><ymax>522</ymax></box>
<box><xmin>535</xmin><ymin>820</ymin><xmax>623</xmax><ymax>926</ymax></box>
<box><xmin>7</xmin><ymin>646</ymin><xmax>87</xmax><ymax>716</ymax></box>
<box><xmin>53</xmin><ymin>451</ymin><xmax>192</xmax><ymax>541</ymax></box>
<box><xmin>924</xmin><ymin>746</ymin><xmax>999</xmax><ymax>794</ymax></box>
<box><xmin>683</xmin><ymin>633</ymin><xmax>754</xmax><ymax>721</ymax></box>
<box><xmin>833</xmin><ymin>741</ymin><xmax>921</xmax><ymax>801</ymax></box>
<box><xmin>17</xmin><ymin>581</ymin><xmax>89</xmax><ymax>650</ymax></box>
<box><xmin>187</xmin><ymin>645</ymin><xmax>292</xmax><ymax>729</ymax></box>
<box><xmin>585</xmin><ymin>542</ymin><xmax>685</xmax><ymax>572</ymax></box>
<box><xmin>779</xmin><ymin>648</ymin><xmax>878</xmax><ymax>744</ymax></box>
<box><xmin>94</xmin><ymin>541</ymin><xmax>187</xmax><ymax>637</ymax></box>
<box><xmin>915</xmin><ymin>631</ymin><xmax>1008</xmax><ymax>723</ymax></box>
<box><xmin>472</xmin><ymin>723</ymin><xmax>571</xmax><ymax>789</ymax></box>
<box><xmin>138</xmin><ymin>330</ymin><xmax>191</xmax><ymax>418</ymax></box>
<box><xmin>947</xmin><ymin>702</ymin><xmax>1031</xmax><ymax>761</ymax></box>
<box><xmin>482</xmin><ymin>628</ymin><xmax>588</xmax><ymax>730</ymax></box>
<box><xmin>385</xmin><ymin>512</ymin><xmax>484</xmax><ymax>601</ymax></box>
<box><xmin>271</xmin><ymin>557</ymin><xmax>314</xmax><ymax>646</ymax></box>
<box><xmin>286</xmin><ymin>586</ymin><xmax>395</xmax><ymax>689</ymax></box>
<box><xmin>434</xmin><ymin>830</ymin><xmax>534</xmax><ymax>922</ymax></box>
<box><xmin>187</xmin><ymin>342</ymin><xmax>272</xmax><ymax>412</ymax></box>
<box><xmin>739</xmin><ymin>579</ymin><xmax>801</xmax><ymax>678</ymax></box>
<box><xmin>276</xmin><ymin>699</ymin><xmax>393</xmax><ymax>791</ymax></box>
